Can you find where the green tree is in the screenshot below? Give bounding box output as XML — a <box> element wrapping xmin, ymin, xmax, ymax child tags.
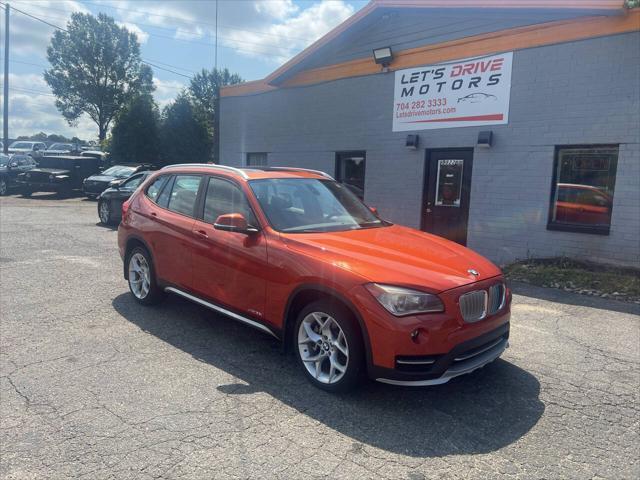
<box><xmin>160</xmin><ymin>94</ymin><xmax>211</xmax><ymax>165</ymax></box>
<box><xmin>187</xmin><ymin>68</ymin><xmax>244</xmax><ymax>162</ymax></box>
<box><xmin>625</xmin><ymin>0</ymin><xmax>639</xmax><ymax>8</ymax></box>
<box><xmin>44</xmin><ymin>13</ymin><xmax>153</xmax><ymax>142</ymax></box>
<box><xmin>109</xmin><ymin>94</ymin><xmax>161</xmax><ymax>165</ymax></box>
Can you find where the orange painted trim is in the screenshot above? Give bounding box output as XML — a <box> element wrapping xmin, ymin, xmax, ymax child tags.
<box><xmin>374</xmin><ymin>0</ymin><xmax>624</xmax><ymax>9</ymax></box>
<box><xmin>282</xmin><ymin>9</ymin><xmax>639</xmax><ymax>89</ymax></box>
<box><xmin>221</xmin><ymin>5</ymin><xmax>637</xmax><ymax>98</ymax></box>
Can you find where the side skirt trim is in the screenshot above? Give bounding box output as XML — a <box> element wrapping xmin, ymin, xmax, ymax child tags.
<box><xmin>164</xmin><ymin>287</ymin><xmax>279</xmax><ymax>340</ymax></box>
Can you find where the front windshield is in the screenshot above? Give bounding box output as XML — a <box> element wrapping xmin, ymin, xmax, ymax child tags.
<box><xmin>249</xmin><ymin>178</ymin><xmax>386</xmax><ymax>233</ymax></box>
<box><xmin>49</xmin><ymin>143</ymin><xmax>72</xmax><ymax>150</ymax></box>
<box><xmin>10</xmin><ymin>142</ymin><xmax>33</xmax><ymax>149</ymax></box>
<box><xmin>102</xmin><ymin>165</ymin><xmax>136</xmax><ymax>178</ymax></box>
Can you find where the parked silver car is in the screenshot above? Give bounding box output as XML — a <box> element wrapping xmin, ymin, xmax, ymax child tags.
<box><xmin>8</xmin><ymin>141</ymin><xmax>47</xmax><ymax>158</ymax></box>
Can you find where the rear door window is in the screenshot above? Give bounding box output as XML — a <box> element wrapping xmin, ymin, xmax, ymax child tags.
<box><xmin>166</xmin><ymin>175</ymin><xmax>202</xmax><ymax>217</ymax></box>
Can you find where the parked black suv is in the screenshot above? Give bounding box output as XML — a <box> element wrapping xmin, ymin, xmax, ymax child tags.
<box><xmin>17</xmin><ymin>155</ymin><xmax>102</xmax><ymax>196</ymax></box>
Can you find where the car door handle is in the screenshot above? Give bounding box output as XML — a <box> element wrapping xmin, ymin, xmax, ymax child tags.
<box><xmin>150</xmin><ymin>211</ymin><xmax>157</xmax><ymax>217</ymax></box>
<box><xmin>194</xmin><ymin>229</ymin><xmax>208</xmax><ymax>239</ymax></box>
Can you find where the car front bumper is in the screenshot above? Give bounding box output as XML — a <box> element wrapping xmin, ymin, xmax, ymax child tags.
<box><xmin>348</xmin><ymin>277</ymin><xmax>512</xmax><ymax>385</ymax></box>
<box><xmin>16</xmin><ymin>180</ymin><xmax>68</xmax><ymax>192</ymax></box>
<box><xmin>371</xmin><ymin>322</ymin><xmax>509</xmax><ymax>386</ymax></box>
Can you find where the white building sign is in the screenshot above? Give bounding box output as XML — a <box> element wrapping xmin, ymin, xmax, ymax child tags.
<box><xmin>393</xmin><ymin>52</ymin><xmax>513</xmax><ymax>131</ymax></box>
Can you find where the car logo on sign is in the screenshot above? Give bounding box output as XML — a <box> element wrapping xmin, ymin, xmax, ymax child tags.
<box><xmin>468</xmin><ymin>269</ymin><xmax>479</xmax><ymax>276</ymax></box>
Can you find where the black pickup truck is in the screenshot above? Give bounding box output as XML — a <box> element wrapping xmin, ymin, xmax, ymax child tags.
<box><xmin>16</xmin><ymin>155</ymin><xmax>102</xmax><ymax>196</ymax></box>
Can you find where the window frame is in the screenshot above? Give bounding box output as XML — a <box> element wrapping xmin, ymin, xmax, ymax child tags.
<box><xmin>196</xmin><ymin>175</ymin><xmax>261</xmax><ymax>229</ymax></box>
<box><xmin>547</xmin><ymin>144</ymin><xmax>618</xmax><ymax>236</ymax></box>
<box><xmin>246</xmin><ymin>152</ymin><xmax>268</xmax><ymax>167</ymax></box>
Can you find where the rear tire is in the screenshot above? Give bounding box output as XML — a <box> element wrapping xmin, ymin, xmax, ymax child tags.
<box><xmin>98</xmin><ymin>199</ymin><xmax>113</xmax><ymax>225</ymax></box>
<box><xmin>0</xmin><ymin>178</ymin><xmax>7</xmax><ymax>196</ymax></box>
<box><xmin>294</xmin><ymin>300</ymin><xmax>364</xmax><ymax>393</ymax></box>
<box><xmin>126</xmin><ymin>247</ymin><xmax>164</xmax><ymax>305</ymax></box>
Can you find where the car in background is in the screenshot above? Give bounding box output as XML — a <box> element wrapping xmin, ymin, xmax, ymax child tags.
<box><xmin>83</xmin><ymin>163</ymin><xmax>153</xmax><ymax>198</ymax></box>
<box><xmin>97</xmin><ymin>171</ymin><xmax>151</xmax><ymax>225</ymax></box>
<box><xmin>16</xmin><ymin>155</ymin><xmax>102</xmax><ymax>197</ymax></box>
<box><xmin>45</xmin><ymin>143</ymin><xmax>77</xmax><ymax>156</ymax></box>
<box><xmin>8</xmin><ymin>141</ymin><xmax>47</xmax><ymax>159</ymax></box>
<box><xmin>555</xmin><ymin>183</ymin><xmax>613</xmax><ymax>226</ymax></box>
<box><xmin>0</xmin><ymin>154</ymin><xmax>37</xmax><ymax>196</ymax></box>
<box><xmin>118</xmin><ymin>164</ymin><xmax>511</xmax><ymax>392</ymax></box>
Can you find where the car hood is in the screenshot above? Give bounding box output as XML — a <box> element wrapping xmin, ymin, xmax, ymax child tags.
<box><xmin>85</xmin><ymin>175</ymin><xmax>117</xmax><ymax>183</ymax></box>
<box><xmin>8</xmin><ymin>148</ymin><xmax>31</xmax><ymax>154</ymax></box>
<box><xmin>281</xmin><ymin>224</ymin><xmax>502</xmax><ymax>292</ymax></box>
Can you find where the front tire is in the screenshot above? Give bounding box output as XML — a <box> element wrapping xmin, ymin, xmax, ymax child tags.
<box><xmin>21</xmin><ymin>187</ymin><xmax>32</xmax><ymax>197</ymax></box>
<box><xmin>127</xmin><ymin>247</ymin><xmax>163</xmax><ymax>305</ymax></box>
<box><xmin>0</xmin><ymin>178</ymin><xmax>7</xmax><ymax>196</ymax></box>
<box><xmin>295</xmin><ymin>300</ymin><xmax>364</xmax><ymax>393</ymax></box>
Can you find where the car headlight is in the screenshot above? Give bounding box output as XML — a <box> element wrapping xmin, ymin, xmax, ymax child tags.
<box><xmin>365</xmin><ymin>283</ymin><xmax>444</xmax><ymax>316</ymax></box>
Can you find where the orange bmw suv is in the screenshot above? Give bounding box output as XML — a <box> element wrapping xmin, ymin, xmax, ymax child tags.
<box><xmin>118</xmin><ymin>164</ymin><xmax>511</xmax><ymax>392</ymax></box>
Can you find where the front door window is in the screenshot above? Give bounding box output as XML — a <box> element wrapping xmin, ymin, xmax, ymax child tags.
<box><xmin>434</xmin><ymin>159</ymin><xmax>464</xmax><ymax>207</ymax></box>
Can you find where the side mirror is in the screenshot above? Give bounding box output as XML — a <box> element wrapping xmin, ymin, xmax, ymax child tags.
<box><xmin>369</xmin><ymin>206</ymin><xmax>378</xmax><ymax>215</ymax></box>
<box><xmin>214</xmin><ymin>213</ymin><xmax>258</xmax><ymax>234</ymax></box>
<box><xmin>108</xmin><ymin>179</ymin><xmax>121</xmax><ymax>188</ymax></box>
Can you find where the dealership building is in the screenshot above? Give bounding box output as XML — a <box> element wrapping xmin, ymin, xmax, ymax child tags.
<box><xmin>220</xmin><ymin>0</ymin><xmax>640</xmax><ymax>267</ymax></box>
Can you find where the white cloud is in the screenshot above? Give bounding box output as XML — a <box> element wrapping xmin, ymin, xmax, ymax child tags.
<box><xmin>153</xmin><ymin>78</ymin><xmax>186</xmax><ymax>110</ymax></box>
<box><xmin>254</xmin><ymin>0</ymin><xmax>299</xmax><ymax>20</ymax></box>
<box><xmin>223</xmin><ymin>1</ymin><xmax>355</xmax><ymax>63</ymax></box>
<box><xmin>91</xmin><ymin>0</ymin><xmax>356</xmax><ymax>64</ymax></box>
<box><xmin>5</xmin><ymin>73</ymin><xmax>97</xmax><ymax>140</ymax></box>
<box><xmin>117</xmin><ymin>22</ymin><xmax>149</xmax><ymax>44</ymax></box>
<box><xmin>8</xmin><ymin>0</ymin><xmax>89</xmax><ymax>56</ymax></box>
<box><xmin>174</xmin><ymin>26</ymin><xmax>205</xmax><ymax>41</ymax></box>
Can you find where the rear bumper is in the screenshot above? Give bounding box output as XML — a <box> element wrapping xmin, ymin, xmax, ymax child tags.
<box><xmin>371</xmin><ymin>322</ymin><xmax>510</xmax><ymax>385</ymax></box>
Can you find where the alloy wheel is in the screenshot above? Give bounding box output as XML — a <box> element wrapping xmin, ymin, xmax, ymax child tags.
<box><xmin>128</xmin><ymin>252</ymin><xmax>150</xmax><ymax>299</ymax></box>
<box><xmin>298</xmin><ymin>312</ymin><xmax>349</xmax><ymax>384</ymax></box>
<box><xmin>99</xmin><ymin>201</ymin><xmax>110</xmax><ymax>224</ymax></box>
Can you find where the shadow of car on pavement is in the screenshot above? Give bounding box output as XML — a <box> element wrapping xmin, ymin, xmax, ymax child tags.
<box><xmin>112</xmin><ymin>292</ymin><xmax>544</xmax><ymax>458</ymax></box>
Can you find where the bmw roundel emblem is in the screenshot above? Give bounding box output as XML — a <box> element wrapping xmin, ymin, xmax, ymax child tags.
<box><xmin>468</xmin><ymin>269</ymin><xmax>479</xmax><ymax>276</ymax></box>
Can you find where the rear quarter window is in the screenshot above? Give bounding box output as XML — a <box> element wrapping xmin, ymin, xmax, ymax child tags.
<box><xmin>145</xmin><ymin>175</ymin><xmax>169</xmax><ymax>203</ymax></box>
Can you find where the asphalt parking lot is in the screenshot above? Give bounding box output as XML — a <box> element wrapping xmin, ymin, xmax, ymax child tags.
<box><xmin>1</xmin><ymin>194</ymin><xmax>638</xmax><ymax>480</ymax></box>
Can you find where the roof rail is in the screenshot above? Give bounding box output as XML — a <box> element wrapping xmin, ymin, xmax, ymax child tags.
<box><xmin>162</xmin><ymin>163</ymin><xmax>249</xmax><ymax>179</ymax></box>
<box><xmin>267</xmin><ymin>166</ymin><xmax>334</xmax><ymax>180</ymax></box>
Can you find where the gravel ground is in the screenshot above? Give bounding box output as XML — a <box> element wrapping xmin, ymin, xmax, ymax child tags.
<box><xmin>1</xmin><ymin>194</ymin><xmax>639</xmax><ymax>480</ymax></box>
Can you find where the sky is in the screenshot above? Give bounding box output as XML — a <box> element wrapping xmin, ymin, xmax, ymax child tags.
<box><xmin>0</xmin><ymin>0</ymin><xmax>368</xmax><ymax>141</ymax></box>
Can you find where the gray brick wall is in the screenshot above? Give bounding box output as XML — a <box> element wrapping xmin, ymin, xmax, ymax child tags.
<box><xmin>220</xmin><ymin>32</ymin><xmax>640</xmax><ymax>267</ymax></box>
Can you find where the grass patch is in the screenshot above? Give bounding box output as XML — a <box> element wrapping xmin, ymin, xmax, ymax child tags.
<box><xmin>503</xmin><ymin>257</ymin><xmax>640</xmax><ymax>303</ymax></box>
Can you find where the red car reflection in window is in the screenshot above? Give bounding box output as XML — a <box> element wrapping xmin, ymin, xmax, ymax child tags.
<box><xmin>555</xmin><ymin>183</ymin><xmax>613</xmax><ymax>226</ymax></box>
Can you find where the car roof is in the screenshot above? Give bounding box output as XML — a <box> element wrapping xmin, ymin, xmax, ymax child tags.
<box><xmin>160</xmin><ymin>164</ymin><xmax>333</xmax><ymax>181</ymax></box>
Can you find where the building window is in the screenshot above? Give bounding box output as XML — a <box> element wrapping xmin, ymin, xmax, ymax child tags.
<box><xmin>246</xmin><ymin>152</ymin><xmax>267</xmax><ymax>167</ymax></box>
<box><xmin>335</xmin><ymin>151</ymin><xmax>366</xmax><ymax>199</ymax></box>
<box><xmin>548</xmin><ymin>145</ymin><xmax>618</xmax><ymax>235</ymax></box>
